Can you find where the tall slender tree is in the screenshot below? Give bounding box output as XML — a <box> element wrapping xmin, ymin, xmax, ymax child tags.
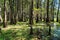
<box><xmin>21</xmin><ymin>0</ymin><xmax>24</xmax><ymax>21</ymax></box>
<box><xmin>17</xmin><ymin>0</ymin><xmax>21</xmax><ymax>22</ymax></box>
<box><xmin>50</xmin><ymin>0</ymin><xmax>54</xmax><ymax>22</ymax></box>
<box><xmin>9</xmin><ymin>0</ymin><xmax>17</xmax><ymax>24</ymax></box>
<box><xmin>29</xmin><ymin>0</ymin><xmax>33</xmax><ymax>35</ymax></box>
<box><xmin>57</xmin><ymin>0</ymin><xmax>60</xmax><ymax>22</ymax></box>
<box><xmin>39</xmin><ymin>0</ymin><xmax>42</xmax><ymax>21</ymax></box>
<box><xmin>13</xmin><ymin>0</ymin><xmax>17</xmax><ymax>24</ymax></box>
<box><xmin>3</xmin><ymin>0</ymin><xmax>7</xmax><ymax>27</ymax></box>
<box><xmin>36</xmin><ymin>0</ymin><xmax>39</xmax><ymax>23</ymax></box>
<box><xmin>52</xmin><ymin>0</ymin><xmax>55</xmax><ymax>22</ymax></box>
<box><xmin>46</xmin><ymin>0</ymin><xmax>51</xmax><ymax>36</ymax></box>
<box><xmin>46</xmin><ymin>0</ymin><xmax>49</xmax><ymax>22</ymax></box>
<box><xmin>9</xmin><ymin>0</ymin><xmax>14</xmax><ymax>24</ymax></box>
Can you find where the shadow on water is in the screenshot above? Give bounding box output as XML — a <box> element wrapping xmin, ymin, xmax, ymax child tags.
<box><xmin>45</xmin><ymin>22</ymin><xmax>60</xmax><ymax>40</ymax></box>
<box><xmin>0</xmin><ymin>22</ymin><xmax>60</xmax><ymax>40</ymax></box>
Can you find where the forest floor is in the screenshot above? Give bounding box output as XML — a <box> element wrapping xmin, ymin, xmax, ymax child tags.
<box><xmin>0</xmin><ymin>22</ymin><xmax>60</xmax><ymax>40</ymax></box>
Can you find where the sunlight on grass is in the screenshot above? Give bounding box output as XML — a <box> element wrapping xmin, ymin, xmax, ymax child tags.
<box><xmin>54</xmin><ymin>18</ymin><xmax>56</xmax><ymax>22</ymax></box>
<box><xmin>0</xmin><ymin>22</ymin><xmax>60</xmax><ymax>40</ymax></box>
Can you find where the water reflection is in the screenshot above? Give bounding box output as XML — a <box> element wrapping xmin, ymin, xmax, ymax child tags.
<box><xmin>52</xmin><ymin>23</ymin><xmax>60</xmax><ymax>40</ymax></box>
<box><xmin>54</xmin><ymin>23</ymin><xmax>57</xmax><ymax>30</ymax></box>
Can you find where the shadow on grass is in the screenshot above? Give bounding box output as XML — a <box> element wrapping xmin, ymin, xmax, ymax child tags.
<box><xmin>0</xmin><ymin>25</ymin><xmax>53</xmax><ymax>40</ymax></box>
<box><xmin>0</xmin><ymin>28</ymin><xmax>34</xmax><ymax>40</ymax></box>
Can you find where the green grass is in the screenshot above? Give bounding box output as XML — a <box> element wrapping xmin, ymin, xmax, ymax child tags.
<box><xmin>0</xmin><ymin>25</ymin><xmax>49</xmax><ymax>40</ymax></box>
<box><xmin>0</xmin><ymin>22</ymin><xmax>60</xmax><ymax>40</ymax></box>
<box><xmin>0</xmin><ymin>28</ymin><xmax>44</xmax><ymax>40</ymax></box>
<box><xmin>0</xmin><ymin>28</ymin><xmax>33</xmax><ymax>40</ymax></box>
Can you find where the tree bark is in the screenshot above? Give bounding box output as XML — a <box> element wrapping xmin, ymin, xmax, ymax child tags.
<box><xmin>46</xmin><ymin>0</ymin><xmax>51</xmax><ymax>36</ymax></box>
<box><xmin>36</xmin><ymin>14</ymin><xmax>39</xmax><ymax>23</ymax></box>
<box><xmin>46</xmin><ymin>0</ymin><xmax>49</xmax><ymax>22</ymax></box>
<box><xmin>29</xmin><ymin>0</ymin><xmax>33</xmax><ymax>35</ymax></box>
<box><xmin>3</xmin><ymin>0</ymin><xmax>7</xmax><ymax>27</ymax></box>
<box><xmin>9</xmin><ymin>0</ymin><xmax>17</xmax><ymax>24</ymax></box>
<box><xmin>57</xmin><ymin>1</ymin><xmax>60</xmax><ymax>22</ymax></box>
<box><xmin>17</xmin><ymin>0</ymin><xmax>21</xmax><ymax>22</ymax></box>
<box><xmin>36</xmin><ymin>0</ymin><xmax>39</xmax><ymax>23</ymax></box>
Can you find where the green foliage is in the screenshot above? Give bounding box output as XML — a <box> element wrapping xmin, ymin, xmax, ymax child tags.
<box><xmin>0</xmin><ymin>0</ymin><xmax>4</xmax><ymax>7</ymax></box>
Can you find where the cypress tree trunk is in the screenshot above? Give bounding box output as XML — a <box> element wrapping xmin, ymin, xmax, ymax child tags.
<box><xmin>9</xmin><ymin>0</ymin><xmax>14</xmax><ymax>24</ymax></box>
<box><xmin>57</xmin><ymin>7</ymin><xmax>59</xmax><ymax>22</ymax></box>
<box><xmin>9</xmin><ymin>0</ymin><xmax>17</xmax><ymax>24</ymax></box>
<box><xmin>50</xmin><ymin>1</ymin><xmax>54</xmax><ymax>22</ymax></box>
<box><xmin>46</xmin><ymin>0</ymin><xmax>51</xmax><ymax>37</ymax></box>
<box><xmin>36</xmin><ymin>0</ymin><xmax>39</xmax><ymax>23</ymax></box>
<box><xmin>46</xmin><ymin>0</ymin><xmax>49</xmax><ymax>23</ymax></box>
<box><xmin>13</xmin><ymin>0</ymin><xmax>17</xmax><ymax>24</ymax></box>
<box><xmin>57</xmin><ymin>1</ymin><xmax>60</xmax><ymax>22</ymax></box>
<box><xmin>37</xmin><ymin>0</ymin><xmax>39</xmax><ymax>9</ymax></box>
<box><xmin>36</xmin><ymin>14</ymin><xmax>39</xmax><ymax>23</ymax></box>
<box><xmin>3</xmin><ymin>0</ymin><xmax>7</xmax><ymax>27</ymax></box>
<box><xmin>52</xmin><ymin>1</ymin><xmax>54</xmax><ymax>22</ymax></box>
<box><xmin>17</xmin><ymin>0</ymin><xmax>21</xmax><ymax>22</ymax></box>
<box><xmin>29</xmin><ymin>0</ymin><xmax>33</xmax><ymax>35</ymax></box>
<box><xmin>21</xmin><ymin>0</ymin><xmax>24</xmax><ymax>21</ymax></box>
<box><xmin>39</xmin><ymin>0</ymin><xmax>42</xmax><ymax>21</ymax></box>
